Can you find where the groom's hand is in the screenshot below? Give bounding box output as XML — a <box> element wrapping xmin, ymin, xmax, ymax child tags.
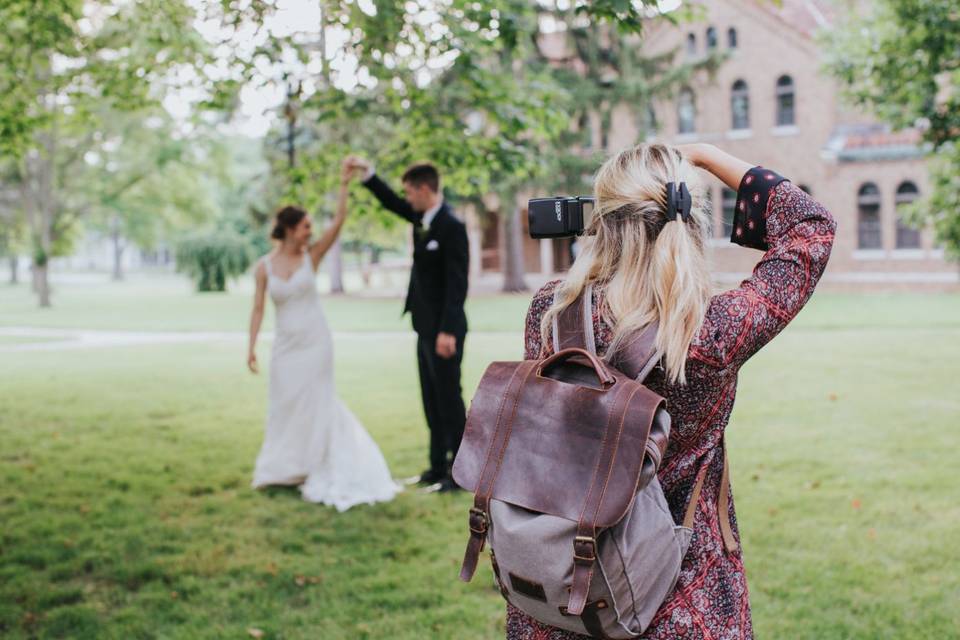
<box><xmin>435</xmin><ymin>332</ymin><xmax>457</xmax><ymax>359</ymax></box>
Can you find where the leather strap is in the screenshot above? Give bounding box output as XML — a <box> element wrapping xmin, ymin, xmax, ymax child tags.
<box><xmin>459</xmin><ymin>360</ymin><xmax>538</xmax><ymax>582</ymax></box>
<box><xmin>682</xmin><ymin>445</ymin><xmax>738</xmax><ymax>554</ymax></box>
<box><xmin>566</xmin><ymin>381</ymin><xmax>641</xmax><ymax>615</ymax></box>
<box><xmin>608</xmin><ymin>321</ymin><xmax>661</xmax><ymax>382</ymax></box>
<box><xmin>718</xmin><ymin>446</ymin><xmax>738</xmax><ymax>553</ymax></box>
<box><xmin>553</xmin><ymin>284</ymin><xmax>596</xmax><ymax>355</ymax></box>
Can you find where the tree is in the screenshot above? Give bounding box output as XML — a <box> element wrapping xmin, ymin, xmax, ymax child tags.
<box><xmin>824</xmin><ymin>0</ymin><xmax>960</xmax><ymax>259</ymax></box>
<box><xmin>0</xmin><ymin>0</ymin><xmax>215</xmax><ymax>306</ymax></box>
<box><xmin>83</xmin><ymin>110</ymin><xmax>220</xmax><ymax>280</ymax></box>
<box><xmin>0</xmin><ymin>180</ymin><xmax>27</xmax><ymax>284</ymax></box>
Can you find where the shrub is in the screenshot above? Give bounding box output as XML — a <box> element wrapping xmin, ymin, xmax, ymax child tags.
<box><xmin>175</xmin><ymin>231</ymin><xmax>253</xmax><ymax>292</ymax></box>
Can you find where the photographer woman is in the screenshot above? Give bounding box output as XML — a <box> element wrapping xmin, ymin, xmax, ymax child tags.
<box><xmin>509</xmin><ymin>143</ymin><xmax>836</xmax><ymax>639</ymax></box>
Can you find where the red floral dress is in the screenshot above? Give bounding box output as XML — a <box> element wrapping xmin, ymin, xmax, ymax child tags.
<box><xmin>506</xmin><ymin>168</ymin><xmax>836</xmax><ymax>640</ymax></box>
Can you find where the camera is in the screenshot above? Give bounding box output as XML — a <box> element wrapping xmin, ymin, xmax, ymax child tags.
<box><xmin>527</xmin><ymin>196</ymin><xmax>595</xmax><ymax>239</ymax></box>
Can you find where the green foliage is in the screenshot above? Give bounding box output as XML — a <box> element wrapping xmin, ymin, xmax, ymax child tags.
<box><xmin>824</xmin><ymin>0</ymin><xmax>960</xmax><ymax>258</ymax></box>
<box><xmin>175</xmin><ymin>232</ymin><xmax>254</xmax><ymax>292</ymax></box>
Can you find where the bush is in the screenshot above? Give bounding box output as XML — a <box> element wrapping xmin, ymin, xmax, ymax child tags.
<box><xmin>175</xmin><ymin>231</ymin><xmax>253</xmax><ymax>292</ymax></box>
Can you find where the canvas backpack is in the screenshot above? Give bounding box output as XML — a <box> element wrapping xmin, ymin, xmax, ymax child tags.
<box><xmin>452</xmin><ymin>283</ymin><xmax>736</xmax><ymax>639</ymax></box>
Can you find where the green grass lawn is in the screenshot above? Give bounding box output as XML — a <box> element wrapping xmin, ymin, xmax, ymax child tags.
<box><xmin>1</xmin><ymin>282</ymin><xmax>959</xmax><ymax>639</ymax></box>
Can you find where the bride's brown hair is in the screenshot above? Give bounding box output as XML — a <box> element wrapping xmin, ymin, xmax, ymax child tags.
<box><xmin>271</xmin><ymin>206</ymin><xmax>307</xmax><ymax>240</ymax></box>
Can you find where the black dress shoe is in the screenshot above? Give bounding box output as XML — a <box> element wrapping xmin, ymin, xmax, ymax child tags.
<box><xmin>418</xmin><ymin>469</ymin><xmax>446</xmax><ymax>485</ymax></box>
<box><xmin>436</xmin><ymin>476</ymin><xmax>463</xmax><ymax>493</ymax></box>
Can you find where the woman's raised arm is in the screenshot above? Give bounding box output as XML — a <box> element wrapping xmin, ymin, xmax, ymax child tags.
<box><xmin>308</xmin><ymin>163</ymin><xmax>353</xmax><ymax>270</ymax></box>
<box><xmin>679</xmin><ymin>144</ymin><xmax>837</xmax><ymax>372</ymax></box>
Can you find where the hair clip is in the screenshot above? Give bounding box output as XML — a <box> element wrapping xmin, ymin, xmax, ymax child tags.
<box><xmin>665</xmin><ymin>182</ymin><xmax>692</xmax><ymax>223</ymax></box>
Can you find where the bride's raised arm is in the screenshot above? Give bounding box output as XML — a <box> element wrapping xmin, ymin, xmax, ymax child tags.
<box><xmin>308</xmin><ymin>161</ymin><xmax>354</xmax><ymax>270</ymax></box>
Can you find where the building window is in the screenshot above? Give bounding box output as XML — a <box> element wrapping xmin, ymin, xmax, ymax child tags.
<box><xmin>895</xmin><ymin>181</ymin><xmax>921</xmax><ymax>249</ymax></box>
<box><xmin>686</xmin><ymin>33</ymin><xmax>697</xmax><ymax>58</ymax></box>
<box><xmin>728</xmin><ymin>27</ymin><xmax>738</xmax><ymax>49</ymax></box>
<box><xmin>641</xmin><ymin>104</ymin><xmax>657</xmax><ymax>137</ymax></box>
<box><xmin>731</xmin><ymin>79</ymin><xmax>749</xmax><ymax>130</ymax></box>
<box><xmin>706</xmin><ymin>27</ymin><xmax>717</xmax><ymax>51</ymax></box>
<box><xmin>578</xmin><ymin>112</ymin><xmax>592</xmax><ymax>149</ymax></box>
<box><xmin>776</xmin><ymin>75</ymin><xmax>795</xmax><ymax>126</ymax></box>
<box><xmin>678</xmin><ymin>88</ymin><xmax>696</xmax><ymax>134</ymax></box>
<box><xmin>721</xmin><ymin>188</ymin><xmax>737</xmax><ymax>237</ymax></box>
<box><xmin>857</xmin><ymin>183</ymin><xmax>882</xmax><ymax>249</ymax></box>
<box><xmin>798</xmin><ymin>184</ymin><xmax>812</xmax><ymax>194</ymax></box>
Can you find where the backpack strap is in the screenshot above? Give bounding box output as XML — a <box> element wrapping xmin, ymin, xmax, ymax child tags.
<box><xmin>718</xmin><ymin>446</ymin><xmax>738</xmax><ymax>552</ymax></box>
<box><xmin>682</xmin><ymin>443</ymin><xmax>738</xmax><ymax>553</ymax></box>
<box><xmin>552</xmin><ymin>283</ymin><xmax>596</xmax><ymax>355</ymax></box>
<box><xmin>566</xmin><ymin>378</ymin><xmax>645</xmax><ymax>616</ymax></box>
<box><xmin>459</xmin><ymin>360</ymin><xmax>539</xmax><ymax>582</ymax></box>
<box><xmin>552</xmin><ymin>282</ymin><xmax>661</xmax><ymax>382</ymax></box>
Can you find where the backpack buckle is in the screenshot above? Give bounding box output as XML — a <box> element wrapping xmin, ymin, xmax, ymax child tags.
<box><xmin>469</xmin><ymin>508</ymin><xmax>488</xmax><ymax>535</ymax></box>
<box><xmin>573</xmin><ymin>536</ymin><xmax>596</xmax><ymax>562</ymax></box>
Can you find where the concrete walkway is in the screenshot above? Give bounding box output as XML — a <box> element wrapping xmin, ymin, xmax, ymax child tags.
<box><xmin>0</xmin><ymin>326</ymin><xmax>519</xmax><ymax>352</ymax></box>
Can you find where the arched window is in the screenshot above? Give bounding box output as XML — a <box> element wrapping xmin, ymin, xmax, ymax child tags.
<box><xmin>706</xmin><ymin>27</ymin><xmax>717</xmax><ymax>51</ymax></box>
<box><xmin>721</xmin><ymin>188</ymin><xmax>737</xmax><ymax>237</ymax></box>
<box><xmin>776</xmin><ymin>75</ymin><xmax>796</xmax><ymax>126</ymax></box>
<box><xmin>857</xmin><ymin>183</ymin><xmax>882</xmax><ymax>249</ymax></box>
<box><xmin>686</xmin><ymin>33</ymin><xmax>697</xmax><ymax>58</ymax></box>
<box><xmin>731</xmin><ymin>79</ymin><xmax>750</xmax><ymax>130</ymax></box>
<box><xmin>678</xmin><ymin>88</ymin><xmax>696</xmax><ymax>134</ymax></box>
<box><xmin>895</xmin><ymin>181</ymin><xmax>921</xmax><ymax>249</ymax></box>
<box><xmin>728</xmin><ymin>27</ymin><xmax>738</xmax><ymax>49</ymax></box>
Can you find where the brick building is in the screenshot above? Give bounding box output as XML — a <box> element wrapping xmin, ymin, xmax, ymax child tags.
<box><xmin>470</xmin><ymin>0</ymin><xmax>958</xmax><ymax>289</ymax></box>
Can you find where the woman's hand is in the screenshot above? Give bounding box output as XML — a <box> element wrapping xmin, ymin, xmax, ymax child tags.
<box><xmin>341</xmin><ymin>159</ymin><xmax>357</xmax><ymax>185</ymax></box>
<box><xmin>247</xmin><ymin>350</ymin><xmax>259</xmax><ymax>374</ymax></box>
<box><xmin>675</xmin><ymin>143</ymin><xmax>752</xmax><ymax>191</ymax></box>
<box><xmin>675</xmin><ymin>143</ymin><xmax>713</xmax><ymax>169</ymax></box>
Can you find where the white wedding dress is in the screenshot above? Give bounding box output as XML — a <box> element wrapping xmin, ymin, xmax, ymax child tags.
<box><xmin>252</xmin><ymin>251</ymin><xmax>400</xmax><ymax>510</ymax></box>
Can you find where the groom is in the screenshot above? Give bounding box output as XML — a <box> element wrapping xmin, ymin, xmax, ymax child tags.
<box><xmin>346</xmin><ymin>157</ymin><xmax>469</xmax><ymax>493</ymax></box>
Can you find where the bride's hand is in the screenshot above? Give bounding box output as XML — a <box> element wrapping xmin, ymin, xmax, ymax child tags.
<box><xmin>247</xmin><ymin>351</ymin><xmax>259</xmax><ymax>374</ymax></box>
<box><xmin>340</xmin><ymin>160</ymin><xmax>356</xmax><ymax>185</ymax></box>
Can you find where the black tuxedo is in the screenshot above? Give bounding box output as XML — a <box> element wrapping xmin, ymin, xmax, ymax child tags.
<box><xmin>363</xmin><ymin>173</ymin><xmax>469</xmax><ymax>477</ymax></box>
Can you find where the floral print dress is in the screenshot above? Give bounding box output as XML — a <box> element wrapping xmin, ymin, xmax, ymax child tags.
<box><xmin>506</xmin><ymin>168</ymin><xmax>837</xmax><ymax>640</ymax></box>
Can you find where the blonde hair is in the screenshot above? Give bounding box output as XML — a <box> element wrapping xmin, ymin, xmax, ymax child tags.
<box><xmin>540</xmin><ymin>143</ymin><xmax>712</xmax><ymax>384</ymax></box>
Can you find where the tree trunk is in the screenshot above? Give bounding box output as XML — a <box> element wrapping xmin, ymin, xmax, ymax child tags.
<box><xmin>9</xmin><ymin>256</ymin><xmax>18</xmax><ymax>284</ymax></box>
<box><xmin>328</xmin><ymin>237</ymin><xmax>344</xmax><ymax>293</ymax></box>
<box><xmin>502</xmin><ymin>203</ymin><xmax>528</xmax><ymax>293</ymax></box>
<box><xmin>111</xmin><ymin>218</ymin><xmax>125</xmax><ymax>281</ymax></box>
<box><xmin>34</xmin><ymin>261</ymin><xmax>51</xmax><ymax>307</ymax></box>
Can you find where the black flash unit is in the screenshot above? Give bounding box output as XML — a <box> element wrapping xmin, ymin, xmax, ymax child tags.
<box><xmin>527</xmin><ymin>196</ymin><xmax>595</xmax><ymax>239</ymax></box>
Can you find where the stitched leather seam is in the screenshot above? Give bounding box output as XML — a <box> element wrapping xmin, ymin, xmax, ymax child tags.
<box><xmin>576</xmin><ymin>381</ymin><xmax>630</xmax><ymax>526</ymax></box>
<box><xmin>483</xmin><ymin>361</ymin><xmax>537</xmax><ymax>501</ymax></box>
<box><xmin>474</xmin><ymin>364</ymin><xmax>526</xmax><ymax>499</ymax></box>
<box><xmin>591</xmin><ymin>386</ymin><xmax>642</xmax><ymax>526</ymax></box>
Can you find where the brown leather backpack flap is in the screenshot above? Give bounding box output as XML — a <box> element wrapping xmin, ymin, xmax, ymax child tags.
<box><xmin>453</xmin><ymin>357</ymin><xmax>665</xmax><ymax>528</ymax></box>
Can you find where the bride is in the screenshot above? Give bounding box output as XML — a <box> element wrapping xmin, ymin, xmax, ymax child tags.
<box><xmin>246</xmin><ymin>159</ymin><xmax>400</xmax><ymax>510</ymax></box>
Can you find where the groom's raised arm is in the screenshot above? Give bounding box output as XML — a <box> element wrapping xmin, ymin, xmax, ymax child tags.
<box><xmin>362</xmin><ymin>173</ymin><xmax>418</xmax><ymax>224</ymax></box>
